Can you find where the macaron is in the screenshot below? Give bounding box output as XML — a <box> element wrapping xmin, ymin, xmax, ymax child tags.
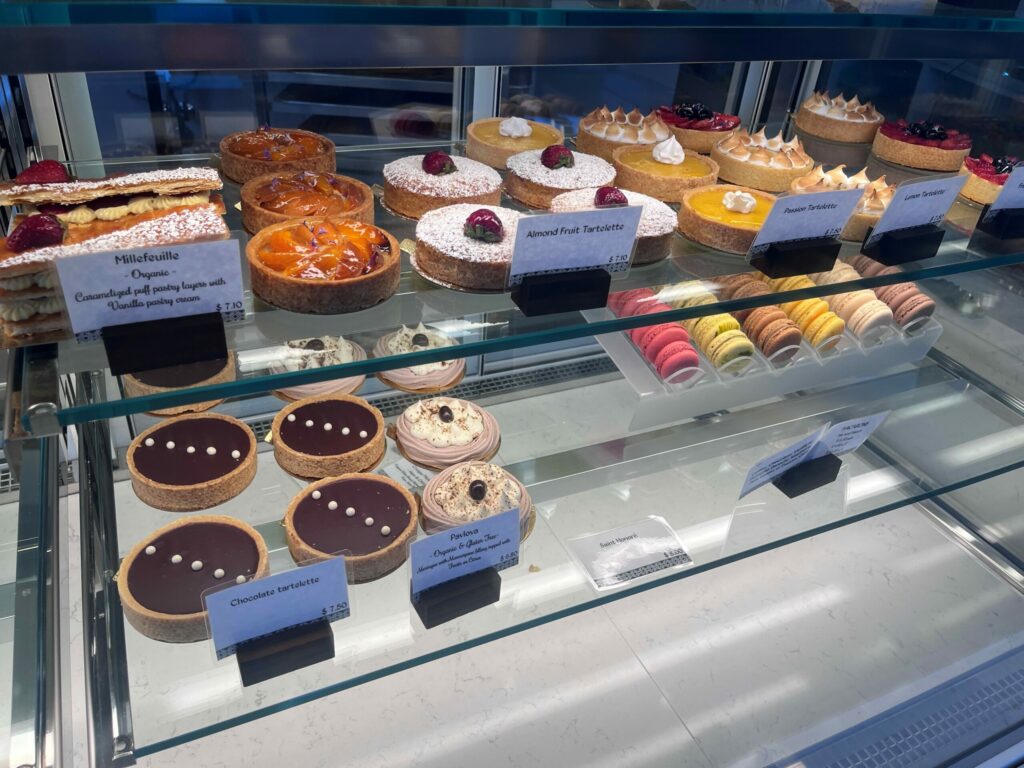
<box><xmin>742</xmin><ymin>306</ymin><xmax>788</xmax><ymax>343</ymax></box>
<box><xmin>621</xmin><ymin>296</ymin><xmax>669</xmax><ymax>317</ymax></box>
<box><xmin>862</xmin><ymin>261</ymin><xmax>901</xmax><ymax>278</ymax></box>
<box><xmin>654</xmin><ymin>340</ymin><xmax>700</xmax><ymax>379</ymax></box>
<box><xmin>627</xmin><ymin>302</ymin><xmax>674</xmax><ymax>342</ymax></box>
<box><xmin>848</xmin><ymin>300</ymin><xmax>893</xmax><ymax>338</ymax></box>
<box><xmin>730</xmin><ymin>280</ymin><xmax>771</xmax><ymax>321</ymax></box>
<box><xmin>706</xmin><ymin>329</ymin><xmax>755</xmax><ymax>369</ymax></box>
<box><xmin>609</xmin><ymin>288</ymin><xmax>653</xmax><ymax>315</ymax></box>
<box><xmin>638</xmin><ymin>323</ymin><xmax>690</xmax><ymax>360</ymax></box>
<box><xmin>816</xmin><ymin>267</ymin><xmax>860</xmax><ymax>286</ymax></box>
<box><xmin>893</xmin><ymin>294</ymin><xmax>936</xmax><ymax>327</ymax></box>
<box><xmin>777</xmin><ymin>275</ymin><xmax>815</xmax><ymax>293</ymax></box>
<box><xmin>716</xmin><ymin>273</ymin><xmax>759</xmax><ymax>299</ymax></box>
<box><xmin>790</xmin><ymin>298</ymin><xmax>830</xmax><ymax>334</ymax></box>
<box><xmin>875</xmin><ymin>282</ymin><xmax>917</xmax><ymax>310</ymax></box>
<box><xmin>830</xmin><ymin>290</ymin><xmax>876</xmax><ymax>323</ymax></box>
<box><xmin>693</xmin><ymin>313</ymin><xmax>740</xmax><ymax>351</ymax></box>
<box><xmin>759</xmin><ymin>318</ymin><xmax>804</xmax><ymax>362</ymax></box>
<box><xmin>806</xmin><ymin>311</ymin><xmax>845</xmax><ymax>348</ymax></box>
<box><xmin>847</xmin><ymin>255</ymin><xmax>875</xmax><ymax>273</ymax></box>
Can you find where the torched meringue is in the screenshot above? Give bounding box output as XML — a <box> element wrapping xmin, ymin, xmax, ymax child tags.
<box><xmin>715</xmin><ymin>129</ymin><xmax>812</xmax><ymax>170</ymax></box>
<box><xmin>579</xmin><ymin>106</ymin><xmax>671</xmax><ymax>145</ymax></box>
<box><xmin>791</xmin><ymin>164</ymin><xmax>894</xmax><ymax>214</ymax></box>
<box><xmin>801</xmin><ymin>91</ymin><xmax>883</xmax><ymax>124</ymax></box>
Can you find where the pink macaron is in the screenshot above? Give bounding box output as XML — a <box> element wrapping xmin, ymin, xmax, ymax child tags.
<box><xmin>639</xmin><ymin>323</ymin><xmax>690</xmax><ymax>360</ymax></box>
<box><xmin>610</xmin><ymin>288</ymin><xmax>654</xmax><ymax>316</ymax></box>
<box><xmin>862</xmin><ymin>261</ymin><xmax>902</xmax><ymax>278</ymax></box>
<box><xmin>654</xmin><ymin>340</ymin><xmax>700</xmax><ymax>380</ymax></box>
<box><xmin>621</xmin><ymin>297</ymin><xmax>669</xmax><ymax>318</ymax></box>
<box><xmin>893</xmin><ymin>294</ymin><xmax>936</xmax><ymax>327</ymax></box>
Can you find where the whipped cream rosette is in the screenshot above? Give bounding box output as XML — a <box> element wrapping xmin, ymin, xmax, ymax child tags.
<box><xmin>421</xmin><ymin>461</ymin><xmax>534</xmax><ymax>541</ymax></box>
<box><xmin>271</xmin><ymin>335</ymin><xmax>367</xmax><ymax>401</ymax></box>
<box><xmin>794</xmin><ymin>92</ymin><xmax>884</xmax><ymax>144</ymax></box>
<box><xmin>374</xmin><ymin>323</ymin><xmax>465</xmax><ymax>393</ymax></box>
<box><xmin>394</xmin><ymin>397</ymin><xmax>500</xmax><ymax>470</ymax></box>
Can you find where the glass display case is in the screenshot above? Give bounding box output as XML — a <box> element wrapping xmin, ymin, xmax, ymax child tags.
<box><xmin>5</xmin><ymin>3</ymin><xmax>1024</xmax><ymax>767</ymax></box>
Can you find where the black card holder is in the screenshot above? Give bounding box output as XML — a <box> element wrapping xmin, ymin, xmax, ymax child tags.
<box><xmin>975</xmin><ymin>205</ymin><xmax>1024</xmax><ymax>240</ymax></box>
<box><xmin>771</xmin><ymin>452</ymin><xmax>843</xmax><ymax>499</ymax></box>
<box><xmin>102</xmin><ymin>311</ymin><xmax>227</xmax><ymax>376</ymax></box>
<box><xmin>235</xmin><ymin>619</ymin><xmax>335</xmax><ymax>687</ymax></box>
<box><xmin>510</xmin><ymin>269</ymin><xmax>611</xmax><ymax>316</ymax></box>
<box><xmin>748</xmin><ymin>237</ymin><xmax>842</xmax><ymax>279</ymax></box>
<box><xmin>861</xmin><ymin>224</ymin><xmax>945</xmax><ymax>266</ymax></box>
<box><xmin>412</xmin><ymin>567</ymin><xmax>502</xmax><ymax>629</ymax></box>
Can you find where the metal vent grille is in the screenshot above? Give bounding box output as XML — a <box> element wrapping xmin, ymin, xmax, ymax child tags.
<box><xmin>0</xmin><ymin>459</ymin><xmax>73</xmax><ymax>494</ymax></box>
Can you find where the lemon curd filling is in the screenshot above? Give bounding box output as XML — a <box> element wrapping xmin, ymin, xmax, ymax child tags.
<box><xmin>620</xmin><ymin>146</ymin><xmax>712</xmax><ymax>178</ymax></box>
<box><xmin>689</xmin><ymin>189</ymin><xmax>772</xmax><ymax>229</ymax></box>
<box><xmin>474</xmin><ymin>121</ymin><xmax>560</xmax><ymax>150</ymax></box>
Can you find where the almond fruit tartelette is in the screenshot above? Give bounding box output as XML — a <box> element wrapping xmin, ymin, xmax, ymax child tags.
<box><xmin>220</xmin><ymin>127</ymin><xmax>335</xmax><ymax>184</ymax></box>
<box><xmin>240</xmin><ymin>171</ymin><xmax>373</xmax><ymax>233</ymax></box>
<box><xmin>505</xmin><ymin>145</ymin><xmax>615</xmax><ymax>209</ymax></box>
<box><xmin>414</xmin><ymin>204</ymin><xmax>522</xmax><ymax>291</ymax></box>
<box><xmin>382</xmin><ymin>151</ymin><xmax>502</xmax><ymax>219</ymax></box>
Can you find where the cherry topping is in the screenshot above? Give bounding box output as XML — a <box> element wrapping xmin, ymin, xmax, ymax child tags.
<box><xmin>411</xmin><ymin>333</ymin><xmax>429</xmax><ymax>347</ymax></box>
<box><xmin>540</xmin><ymin>145</ymin><xmax>574</xmax><ymax>170</ymax></box>
<box><xmin>469</xmin><ymin>480</ymin><xmax>487</xmax><ymax>501</ymax></box>
<box><xmin>6</xmin><ymin>214</ymin><xmax>65</xmax><ymax>253</ymax></box>
<box><xmin>908</xmin><ymin>121</ymin><xmax>947</xmax><ymax>141</ymax></box>
<box><xmin>994</xmin><ymin>156</ymin><xmax>1019</xmax><ymax>175</ymax></box>
<box><xmin>463</xmin><ymin>208</ymin><xmax>504</xmax><ymax>243</ymax></box>
<box><xmin>438</xmin><ymin>405</ymin><xmax>454</xmax><ymax>423</ymax></box>
<box><xmin>422</xmin><ymin>151</ymin><xmax>457</xmax><ymax>176</ymax></box>
<box><xmin>674</xmin><ymin>101</ymin><xmax>714</xmax><ymax>121</ymax></box>
<box><xmin>594</xmin><ymin>186</ymin><xmax>628</xmax><ymax>208</ymax></box>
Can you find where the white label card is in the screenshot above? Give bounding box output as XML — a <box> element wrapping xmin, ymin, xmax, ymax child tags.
<box><xmin>567</xmin><ymin>516</ymin><xmax>691</xmax><ymax>590</ymax></box>
<box><xmin>739</xmin><ymin>426</ymin><xmax>827</xmax><ymax>499</ymax></box>
<box><xmin>808</xmin><ymin>411</ymin><xmax>891</xmax><ymax>460</ymax></box>
<box><xmin>987</xmin><ymin>165</ymin><xmax>1024</xmax><ymax>217</ymax></box>
<box><xmin>507</xmin><ymin>206</ymin><xmax>642</xmax><ymax>288</ymax></box>
<box><xmin>378</xmin><ymin>458</ymin><xmax>436</xmax><ymax>491</ymax></box>
<box><xmin>205</xmin><ymin>557</ymin><xmax>350</xmax><ymax>660</ymax></box>
<box><xmin>748</xmin><ymin>189</ymin><xmax>862</xmax><ymax>257</ymax></box>
<box><xmin>55</xmin><ymin>238</ymin><xmax>245</xmax><ymax>337</ymax></box>
<box><xmin>864</xmin><ymin>175</ymin><xmax>966</xmax><ymax>246</ymax></box>
<box><xmin>410</xmin><ymin>508</ymin><xmax>520</xmax><ymax>598</ymax></box>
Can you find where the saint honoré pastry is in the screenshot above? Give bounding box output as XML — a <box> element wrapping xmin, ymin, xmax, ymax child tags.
<box><xmin>711</xmin><ymin>129</ymin><xmax>814</xmax><ymax>192</ymax></box>
<box><xmin>872</xmin><ymin>119</ymin><xmax>971</xmax><ymax>171</ymax></box>
<box><xmin>374</xmin><ymin>323</ymin><xmax>465</xmax><ymax>393</ymax></box>
<box><xmin>414</xmin><ymin>204</ymin><xmax>521</xmax><ymax>291</ymax></box>
<box><xmin>421</xmin><ymin>461</ymin><xmax>535</xmax><ymax>541</ymax></box>
<box><xmin>677</xmin><ymin>184</ymin><xmax>776</xmax><ymax>254</ymax></box>
<box><xmin>246</xmin><ymin>217</ymin><xmax>399</xmax><ymax>314</ymax></box>
<box><xmin>240</xmin><ymin>171</ymin><xmax>373</xmax><ymax>233</ymax></box>
<box><xmin>283</xmin><ymin>474</ymin><xmax>418</xmax><ymax>582</ymax></box>
<box><xmin>575</xmin><ymin>106</ymin><xmax>672</xmax><ymax>162</ymax></box>
<box><xmin>122</xmin><ymin>353</ymin><xmax>236</xmax><ymax>417</ymax></box>
<box><xmin>219</xmin><ymin>126</ymin><xmax>335</xmax><ymax>184</ymax></box>
<box><xmin>466</xmin><ymin>116</ymin><xmax>564</xmax><ymax>169</ymax></box>
<box><xmin>127</xmin><ymin>413</ymin><xmax>257</xmax><ymax>512</ymax></box>
<box><xmin>272</xmin><ymin>393</ymin><xmax>385</xmax><ymax>478</ymax></box>
<box><xmin>270</xmin><ymin>336</ymin><xmax>367</xmax><ymax>401</ymax></box>
<box><xmin>393</xmin><ymin>397</ymin><xmax>500</xmax><ymax>470</ymax></box>
<box><xmin>382</xmin><ymin>151</ymin><xmax>502</xmax><ymax>219</ymax></box>
<box><xmin>793</xmin><ymin>92</ymin><xmax>884</xmax><ymax>144</ymax></box>
<box><xmin>790</xmin><ymin>164</ymin><xmax>895</xmax><ymax>241</ymax></box>
<box><xmin>657</xmin><ymin>101</ymin><xmax>741</xmax><ymax>154</ymax></box>
<box><xmin>117</xmin><ymin>515</ymin><xmax>270</xmax><ymax>643</ymax></box>
<box><xmin>960</xmin><ymin>154</ymin><xmax>1020</xmax><ymax>205</ymax></box>
<box><xmin>550</xmin><ymin>186</ymin><xmax>676</xmax><ymax>265</ymax></box>
<box><xmin>505</xmin><ymin>145</ymin><xmax>616</xmax><ymax>209</ymax></box>
<box><xmin>612</xmin><ymin>136</ymin><xmax>719</xmax><ymax>203</ymax></box>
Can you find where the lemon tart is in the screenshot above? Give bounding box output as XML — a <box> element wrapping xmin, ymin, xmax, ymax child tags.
<box><xmin>612</xmin><ymin>137</ymin><xmax>719</xmax><ymax>202</ymax></box>
<box><xmin>575</xmin><ymin>106</ymin><xmax>672</xmax><ymax>162</ymax></box>
<box><xmin>711</xmin><ymin>129</ymin><xmax>814</xmax><ymax>192</ymax></box>
<box><xmin>677</xmin><ymin>184</ymin><xmax>776</xmax><ymax>254</ymax></box>
<box><xmin>790</xmin><ymin>164</ymin><xmax>894</xmax><ymax>241</ymax></box>
<box><xmin>466</xmin><ymin>117</ymin><xmax>564</xmax><ymax>169</ymax></box>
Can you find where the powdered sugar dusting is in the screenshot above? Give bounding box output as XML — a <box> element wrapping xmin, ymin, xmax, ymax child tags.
<box><xmin>0</xmin><ymin>167</ymin><xmax>222</xmax><ymax>197</ymax></box>
<box><xmin>383</xmin><ymin>155</ymin><xmax>501</xmax><ymax>196</ymax></box>
<box><xmin>507</xmin><ymin>149</ymin><xmax>615</xmax><ymax>189</ymax></box>
<box><xmin>416</xmin><ymin>204</ymin><xmax>521</xmax><ymax>265</ymax></box>
<box><xmin>550</xmin><ymin>188</ymin><xmax>675</xmax><ymax>237</ymax></box>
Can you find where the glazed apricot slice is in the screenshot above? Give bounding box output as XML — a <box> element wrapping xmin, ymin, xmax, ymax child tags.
<box><xmin>256</xmin><ymin>220</ymin><xmax>390</xmax><ymax>281</ymax></box>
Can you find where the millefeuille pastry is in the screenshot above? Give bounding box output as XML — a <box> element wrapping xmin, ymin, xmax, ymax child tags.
<box><xmin>711</xmin><ymin>129</ymin><xmax>814</xmax><ymax>192</ymax></box>
<box><xmin>374</xmin><ymin>323</ymin><xmax>465</xmax><ymax>393</ymax></box>
<box><xmin>677</xmin><ymin>184</ymin><xmax>776</xmax><ymax>254</ymax></box>
<box><xmin>393</xmin><ymin>396</ymin><xmax>500</xmax><ymax>469</ymax></box>
<box><xmin>872</xmin><ymin>119</ymin><xmax>971</xmax><ymax>171</ymax></box>
<box><xmin>575</xmin><ymin>106</ymin><xmax>672</xmax><ymax>162</ymax></box>
<box><xmin>414</xmin><ymin>204</ymin><xmax>521</xmax><ymax>291</ymax></box>
<box><xmin>383</xmin><ymin>151</ymin><xmax>502</xmax><ymax>219</ymax></box>
<box><xmin>550</xmin><ymin>186</ymin><xmax>676</xmax><ymax>265</ymax></box>
<box><xmin>421</xmin><ymin>461</ymin><xmax>535</xmax><ymax>541</ymax></box>
<box><xmin>505</xmin><ymin>145</ymin><xmax>615</xmax><ymax>209</ymax></box>
<box><xmin>246</xmin><ymin>217</ymin><xmax>399</xmax><ymax>314</ymax></box>
<box><xmin>612</xmin><ymin>136</ymin><xmax>719</xmax><ymax>203</ymax></box>
<box><xmin>960</xmin><ymin>154</ymin><xmax>1020</xmax><ymax>205</ymax></box>
<box><xmin>466</xmin><ymin>116</ymin><xmax>564</xmax><ymax>169</ymax></box>
<box><xmin>240</xmin><ymin>171</ymin><xmax>373</xmax><ymax>233</ymax></box>
<box><xmin>789</xmin><ymin>164</ymin><xmax>895</xmax><ymax>242</ymax></box>
<box><xmin>220</xmin><ymin>127</ymin><xmax>335</xmax><ymax>184</ymax></box>
<box><xmin>272</xmin><ymin>393</ymin><xmax>385</xmax><ymax>478</ymax></box>
<box><xmin>270</xmin><ymin>336</ymin><xmax>367</xmax><ymax>401</ymax></box>
<box><xmin>794</xmin><ymin>92</ymin><xmax>884</xmax><ymax>144</ymax></box>
<box><xmin>122</xmin><ymin>354</ymin><xmax>236</xmax><ymax>417</ymax></box>
<box><xmin>657</xmin><ymin>102</ymin><xmax>741</xmax><ymax>154</ymax></box>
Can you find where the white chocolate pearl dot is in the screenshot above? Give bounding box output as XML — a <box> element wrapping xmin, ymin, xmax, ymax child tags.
<box><xmin>171</xmin><ymin>554</ymin><xmax>182</xmax><ymax>564</ymax></box>
<box><xmin>287</xmin><ymin>414</ymin><xmax>296</xmax><ymax>422</ymax></box>
<box><xmin>312</xmin><ymin>490</ymin><xmax>321</xmax><ymax>500</ymax></box>
<box><xmin>191</xmin><ymin>560</ymin><xmax>203</xmax><ymax>571</ymax></box>
<box><xmin>381</xmin><ymin>526</ymin><xmax>391</xmax><ymax>536</ymax></box>
<box><xmin>305</xmin><ymin>419</ymin><xmax>314</xmax><ymax>427</ymax></box>
<box><xmin>324</xmin><ymin>423</ymin><xmax>332</xmax><ymax>431</ymax></box>
<box><xmin>231</xmin><ymin>450</ymin><xmax>241</xmax><ymax>459</ymax></box>
<box><xmin>364</xmin><ymin>517</ymin><xmax>374</xmax><ymax>526</ymax></box>
<box><xmin>235</xmin><ymin>575</ymin><xmax>246</xmax><ymax>584</ymax></box>
<box><xmin>359</xmin><ymin>430</ymin><xmax>368</xmax><ymax>438</ymax></box>
<box><xmin>342</xmin><ymin>427</ymin><xmax>350</xmax><ymax>435</ymax></box>
<box><xmin>145</xmin><ymin>545</ymin><xmax>156</xmax><ymax>555</ymax></box>
<box><xmin>345</xmin><ymin>506</ymin><xmax>355</xmax><ymax>517</ymax></box>
<box><xmin>186</xmin><ymin>446</ymin><xmax>195</xmax><ymax>454</ymax></box>
<box><xmin>166</xmin><ymin>441</ymin><xmax>175</xmax><ymax>450</ymax></box>
<box><xmin>328</xmin><ymin>501</ymin><xmax>338</xmax><ymax>511</ymax></box>
<box><xmin>207</xmin><ymin>446</ymin><xmax>216</xmax><ymax>456</ymax></box>
<box><xmin>214</xmin><ymin>568</ymin><xmax>225</xmax><ymax>579</ymax></box>
<box><xmin>144</xmin><ymin>438</ymin><xmax>154</xmax><ymax>447</ymax></box>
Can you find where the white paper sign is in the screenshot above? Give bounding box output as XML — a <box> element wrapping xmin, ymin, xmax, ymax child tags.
<box><xmin>865</xmin><ymin>175</ymin><xmax>966</xmax><ymax>246</ymax></box>
<box><xmin>748</xmin><ymin>189</ymin><xmax>862</xmax><ymax>256</ymax></box>
<box><xmin>986</xmin><ymin>165</ymin><xmax>1024</xmax><ymax>217</ymax></box>
<box><xmin>739</xmin><ymin>426</ymin><xmax>827</xmax><ymax>499</ymax></box>
<box><xmin>567</xmin><ymin>516</ymin><xmax>691</xmax><ymax>590</ymax></box>
<box><xmin>56</xmin><ymin>238</ymin><xmax>244</xmax><ymax>337</ymax></box>
<box><xmin>809</xmin><ymin>411</ymin><xmax>891</xmax><ymax>460</ymax></box>
<box><xmin>507</xmin><ymin>207</ymin><xmax>642</xmax><ymax>287</ymax></box>
<box><xmin>410</xmin><ymin>508</ymin><xmax>520</xmax><ymax>598</ymax></box>
<box><xmin>204</xmin><ymin>557</ymin><xmax>350</xmax><ymax>660</ymax></box>
<box><xmin>378</xmin><ymin>458</ymin><xmax>436</xmax><ymax>491</ymax></box>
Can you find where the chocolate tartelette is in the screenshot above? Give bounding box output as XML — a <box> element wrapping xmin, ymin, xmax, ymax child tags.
<box><xmin>270</xmin><ymin>336</ymin><xmax>366</xmax><ymax>402</ymax></box>
<box><xmin>122</xmin><ymin>353</ymin><xmax>236</xmax><ymax>417</ymax></box>
<box><xmin>272</xmin><ymin>393</ymin><xmax>385</xmax><ymax>479</ymax></box>
<box><xmin>117</xmin><ymin>515</ymin><xmax>270</xmax><ymax>643</ymax></box>
<box><xmin>240</xmin><ymin>171</ymin><xmax>373</xmax><ymax>234</ymax></box>
<box><xmin>284</xmin><ymin>474</ymin><xmax>418</xmax><ymax>582</ymax></box>
<box><xmin>127</xmin><ymin>413</ymin><xmax>257</xmax><ymax>512</ymax></box>
<box><xmin>220</xmin><ymin>127</ymin><xmax>335</xmax><ymax>184</ymax></box>
<box><xmin>421</xmin><ymin>461</ymin><xmax>535</xmax><ymax>541</ymax></box>
<box><xmin>373</xmin><ymin>323</ymin><xmax>465</xmax><ymax>393</ymax></box>
<box><xmin>393</xmin><ymin>397</ymin><xmax>500</xmax><ymax>470</ymax></box>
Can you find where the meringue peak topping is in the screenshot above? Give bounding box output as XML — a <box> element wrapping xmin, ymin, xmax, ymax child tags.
<box><xmin>579</xmin><ymin>105</ymin><xmax>671</xmax><ymax>145</ymax></box>
<box><xmin>716</xmin><ymin>128</ymin><xmax>812</xmax><ymax>170</ymax></box>
<box><xmin>802</xmin><ymin>90</ymin><xmax>883</xmax><ymax>123</ymax></box>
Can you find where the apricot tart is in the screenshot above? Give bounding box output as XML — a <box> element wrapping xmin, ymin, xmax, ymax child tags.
<box><xmin>240</xmin><ymin>171</ymin><xmax>373</xmax><ymax>233</ymax></box>
<box><xmin>711</xmin><ymin>129</ymin><xmax>814</xmax><ymax>192</ymax></box>
<box><xmin>374</xmin><ymin>323</ymin><xmax>465</xmax><ymax>393</ymax></box>
<box><xmin>872</xmin><ymin>119</ymin><xmax>971</xmax><ymax>171</ymax></box>
<box><xmin>117</xmin><ymin>515</ymin><xmax>270</xmax><ymax>643</ymax></box>
<box><xmin>612</xmin><ymin>136</ymin><xmax>719</xmax><ymax>202</ymax></box>
<box><xmin>246</xmin><ymin>217</ymin><xmax>399</xmax><ymax>314</ymax></box>
<box><xmin>657</xmin><ymin>102</ymin><xmax>741</xmax><ymax>154</ymax></box>
<box><xmin>794</xmin><ymin>92</ymin><xmax>883</xmax><ymax>144</ymax></box>
<box><xmin>961</xmin><ymin>154</ymin><xmax>1020</xmax><ymax>205</ymax></box>
<box><xmin>505</xmin><ymin>145</ymin><xmax>615</xmax><ymax>209</ymax></box>
<box><xmin>466</xmin><ymin>117</ymin><xmax>564</xmax><ymax>169</ymax></box>
<box><xmin>790</xmin><ymin>165</ymin><xmax>895</xmax><ymax>241</ymax></box>
<box><xmin>677</xmin><ymin>184</ymin><xmax>776</xmax><ymax>254</ymax></box>
<box><xmin>575</xmin><ymin>106</ymin><xmax>672</xmax><ymax>162</ymax></box>
<box><xmin>220</xmin><ymin>127</ymin><xmax>335</xmax><ymax>184</ymax></box>
<box><xmin>122</xmin><ymin>353</ymin><xmax>236</xmax><ymax>417</ymax></box>
<box><xmin>382</xmin><ymin>151</ymin><xmax>502</xmax><ymax>219</ymax></box>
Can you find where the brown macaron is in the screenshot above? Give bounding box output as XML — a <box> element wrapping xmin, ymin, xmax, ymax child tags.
<box><xmin>741</xmin><ymin>306</ymin><xmax>789</xmax><ymax>344</ymax></box>
<box><xmin>759</xmin><ymin>318</ymin><xmax>804</xmax><ymax>362</ymax></box>
<box><xmin>730</xmin><ymin>280</ymin><xmax>772</xmax><ymax>321</ymax></box>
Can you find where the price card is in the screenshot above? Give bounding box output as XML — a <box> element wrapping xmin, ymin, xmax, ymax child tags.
<box><xmin>55</xmin><ymin>238</ymin><xmax>244</xmax><ymax>337</ymax></box>
<box><xmin>864</xmin><ymin>175</ymin><xmax>966</xmax><ymax>247</ymax></box>
<box><xmin>738</xmin><ymin>426</ymin><xmax>827</xmax><ymax>499</ymax></box>
<box><xmin>378</xmin><ymin>458</ymin><xmax>436</xmax><ymax>492</ymax></box>
<box><xmin>410</xmin><ymin>508</ymin><xmax>520</xmax><ymax>599</ymax></box>
<box><xmin>205</xmin><ymin>557</ymin><xmax>350</xmax><ymax>660</ymax></box>
<box><xmin>567</xmin><ymin>516</ymin><xmax>691</xmax><ymax>590</ymax></box>
<box><xmin>507</xmin><ymin>206</ymin><xmax>642</xmax><ymax>288</ymax></box>
<box><xmin>748</xmin><ymin>189</ymin><xmax>863</xmax><ymax>257</ymax></box>
<box><xmin>809</xmin><ymin>411</ymin><xmax>890</xmax><ymax>460</ymax></box>
<box><xmin>985</xmin><ymin>165</ymin><xmax>1024</xmax><ymax>219</ymax></box>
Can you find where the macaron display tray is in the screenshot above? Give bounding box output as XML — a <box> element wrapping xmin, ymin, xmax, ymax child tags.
<box><xmin>584</xmin><ymin>309</ymin><xmax>943</xmax><ymax>429</ymax></box>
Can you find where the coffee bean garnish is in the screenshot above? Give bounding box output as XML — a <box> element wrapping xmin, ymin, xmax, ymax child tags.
<box><xmin>303</xmin><ymin>339</ymin><xmax>325</xmax><ymax>351</ymax></box>
<box><xmin>412</xmin><ymin>333</ymin><xmax>429</xmax><ymax>347</ymax></box>
<box><xmin>439</xmin><ymin>405</ymin><xmax>454</xmax><ymax>423</ymax></box>
<box><xmin>469</xmin><ymin>480</ymin><xmax>487</xmax><ymax>501</ymax></box>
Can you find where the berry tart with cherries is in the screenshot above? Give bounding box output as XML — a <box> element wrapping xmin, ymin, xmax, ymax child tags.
<box><xmin>240</xmin><ymin>171</ymin><xmax>373</xmax><ymax>234</ymax></box>
<box><xmin>657</xmin><ymin>101</ymin><xmax>741</xmax><ymax>154</ymax></box>
<box><xmin>960</xmin><ymin>154</ymin><xmax>1020</xmax><ymax>206</ymax></box>
<box><xmin>220</xmin><ymin>127</ymin><xmax>335</xmax><ymax>184</ymax></box>
<box><xmin>382</xmin><ymin>151</ymin><xmax>502</xmax><ymax>219</ymax></box>
<box><xmin>871</xmin><ymin>119</ymin><xmax>972</xmax><ymax>171</ymax></box>
<box><xmin>414</xmin><ymin>204</ymin><xmax>522</xmax><ymax>291</ymax></box>
<box><xmin>505</xmin><ymin>145</ymin><xmax>615</xmax><ymax>209</ymax></box>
